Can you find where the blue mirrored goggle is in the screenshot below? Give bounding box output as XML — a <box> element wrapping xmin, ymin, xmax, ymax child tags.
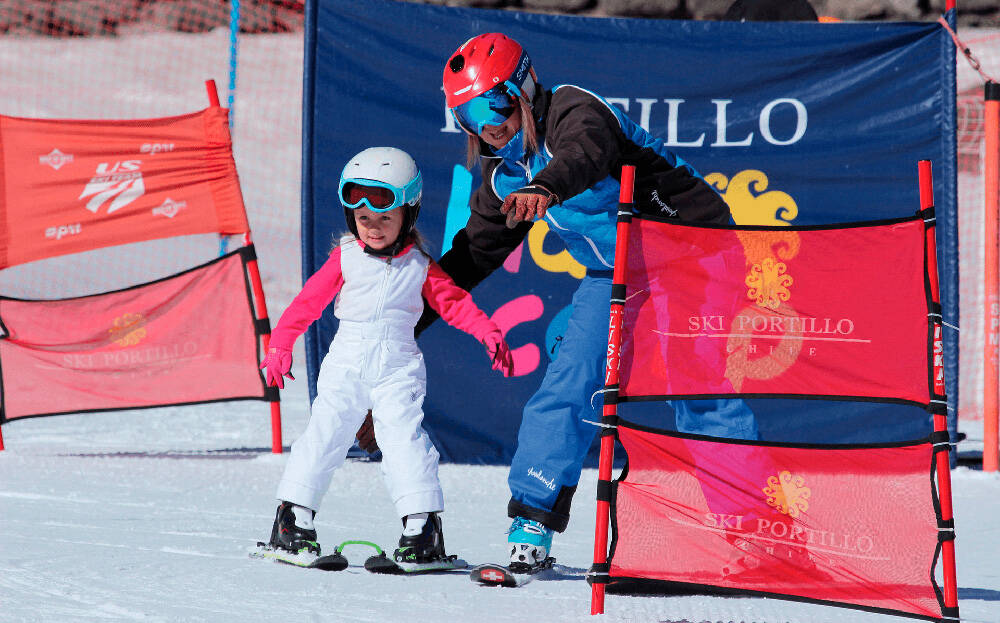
<box><xmin>450</xmin><ymin>83</ymin><xmax>518</xmax><ymax>136</ymax></box>
<box><xmin>339</xmin><ymin>173</ymin><xmax>421</xmax><ymax>213</ymax></box>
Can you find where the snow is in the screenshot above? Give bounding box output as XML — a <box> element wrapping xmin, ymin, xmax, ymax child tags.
<box><xmin>2</xmin><ymin>423</ymin><xmax>999</xmax><ymax>623</ymax></box>
<box><xmin>1</xmin><ymin>25</ymin><xmax>999</xmax><ymax>623</ymax></box>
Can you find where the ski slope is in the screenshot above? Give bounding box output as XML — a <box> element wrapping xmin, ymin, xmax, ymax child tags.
<box><xmin>2</xmin><ymin>400</ymin><xmax>999</xmax><ymax>623</ymax></box>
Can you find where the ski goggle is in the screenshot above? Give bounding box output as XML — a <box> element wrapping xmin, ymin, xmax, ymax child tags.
<box><xmin>450</xmin><ymin>83</ymin><xmax>519</xmax><ymax>136</ymax></box>
<box><xmin>339</xmin><ymin>173</ymin><xmax>422</xmax><ymax>213</ymax></box>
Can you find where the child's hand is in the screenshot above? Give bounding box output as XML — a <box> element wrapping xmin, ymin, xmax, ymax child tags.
<box><xmin>260</xmin><ymin>346</ymin><xmax>295</xmax><ymax>389</ymax></box>
<box><xmin>482</xmin><ymin>330</ymin><xmax>514</xmax><ymax>377</ymax></box>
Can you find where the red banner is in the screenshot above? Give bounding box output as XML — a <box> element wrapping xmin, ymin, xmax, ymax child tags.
<box><xmin>0</xmin><ymin>250</ymin><xmax>266</xmax><ymax>421</ymax></box>
<box><xmin>619</xmin><ymin>217</ymin><xmax>930</xmax><ymax>404</ymax></box>
<box><xmin>610</xmin><ymin>424</ymin><xmax>943</xmax><ymax>619</ymax></box>
<box><xmin>0</xmin><ymin>108</ymin><xmax>249</xmax><ymax>269</ymax></box>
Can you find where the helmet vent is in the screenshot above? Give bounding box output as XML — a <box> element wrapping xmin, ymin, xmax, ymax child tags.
<box><xmin>488</xmin><ymin>44</ymin><xmax>494</xmax><ymax>56</ymax></box>
<box><xmin>449</xmin><ymin>55</ymin><xmax>464</xmax><ymax>73</ymax></box>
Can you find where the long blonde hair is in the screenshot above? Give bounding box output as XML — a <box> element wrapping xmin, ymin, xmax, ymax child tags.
<box><xmin>464</xmin><ymin>94</ymin><xmax>538</xmax><ymax>169</ymax></box>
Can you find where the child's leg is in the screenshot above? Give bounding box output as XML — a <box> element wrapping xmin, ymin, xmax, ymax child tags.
<box><xmin>276</xmin><ymin>346</ymin><xmax>368</xmax><ymax>511</ymax></box>
<box><xmin>369</xmin><ymin>347</ymin><xmax>443</xmax><ymax>519</ymax></box>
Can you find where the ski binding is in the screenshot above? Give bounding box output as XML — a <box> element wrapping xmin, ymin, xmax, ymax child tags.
<box><xmin>470</xmin><ymin>557</ymin><xmax>556</xmax><ymax>587</ymax></box>
<box><xmin>250</xmin><ymin>541</ymin><xmax>348</xmax><ymax>571</ymax></box>
<box><xmin>365</xmin><ymin>550</ymin><xmax>467</xmax><ymax>574</ymax></box>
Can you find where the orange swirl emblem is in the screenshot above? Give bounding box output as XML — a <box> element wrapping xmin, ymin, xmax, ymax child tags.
<box><xmin>746</xmin><ymin>256</ymin><xmax>792</xmax><ymax>310</ymax></box>
<box><xmin>724</xmin><ymin>226</ymin><xmax>804</xmax><ymax>390</ymax></box>
<box><xmin>109</xmin><ymin>312</ymin><xmax>147</xmax><ymax>347</ymax></box>
<box><xmin>763</xmin><ymin>470</ymin><xmax>810</xmax><ymax>518</ymax></box>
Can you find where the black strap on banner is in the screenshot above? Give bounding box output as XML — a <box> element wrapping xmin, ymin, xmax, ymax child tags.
<box><xmin>931</xmin><ymin>430</ymin><xmax>951</xmax><ymax>451</ymax></box>
<box><xmin>238</xmin><ymin>244</ymin><xmax>258</xmax><ymax>263</ymax></box>
<box><xmin>610</xmin><ymin>283</ymin><xmax>627</xmax><ymax>305</ymax></box>
<box><xmin>599</xmin><ymin>413</ymin><xmax>619</xmax><ymax>437</ymax></box>
<box><xmin>265</xmin><ymin>385</ymin><xmax>280</xmax><ymax>402</ymax></box>
<box><xmin>588</xmin><ymin>562</ymin><xmax>611</xmax><ymax>584</ymax></box>
<box><xmin>918</xmin><ymin>206</ymin><xmax>936</xmax><ymax>222</ymax></box>
<box><xmin>937</xmin><ymin>517</ymin><xmax>956</xmax><ymax>542</ymax></box>
<box><xmin>929</xmin><ymin>401</ymin><xmax>948</xmax><ymax>416</ymax></box>
<box><xmin>254</xmin><ymin>318</ymin><xmax>271</xmax><ymax>335</ymax></box>
<box><xmin>941</xmin><ymin>605</ymin><xmax>960</xmax><ymax>621</ymax></box>
<box><xmin>602</xmin><ymin>384</ymin><xmax>619</xmax><ymax>406</ymax></box>
<box><xmin>596</xmin><ymin>479</ymin><xmax>613</xmax><ymax>502</ymax></box>
<box><xmin>616</xmin><ymin>203</ymin><xmax>633</xmax><ymax>223</ymax></box>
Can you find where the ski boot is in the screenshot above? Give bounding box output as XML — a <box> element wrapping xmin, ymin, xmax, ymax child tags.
<box><xmin>268</xmin><ymin>501</ymin><xmax>321</xmax><ymax>556</ymax></box>
<box><xmin>394</xmin><ymin>512</ymin><xmax>447</xmax><ymax>565</ymax></box>
<box><xmin>507</xmin><ymin>516</ymin><xmax>554</xmax><ymax>573</ymax></box>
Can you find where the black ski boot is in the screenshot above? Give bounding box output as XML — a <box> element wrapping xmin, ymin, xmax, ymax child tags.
<box><xmin>393</xmin><ymin>513</ymin><xmax>446</xmax><ymax>564</ymax></box>
<box><xmin>268</xmin><ymin>501</ymin><xmax>321</xmax><ymax>556</ymax></box>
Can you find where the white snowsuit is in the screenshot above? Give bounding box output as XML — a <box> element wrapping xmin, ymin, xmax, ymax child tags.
<box><xmin>269</xmin><ymin>236</ymin><xmax>499</xmax><ymax>518</ymax></box>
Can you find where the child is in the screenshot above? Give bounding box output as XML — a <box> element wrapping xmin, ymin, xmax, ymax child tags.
<box><xmin>259</xmin><ymin>146</ymin><xmax>513</xmax><ymax>569</ymax></box>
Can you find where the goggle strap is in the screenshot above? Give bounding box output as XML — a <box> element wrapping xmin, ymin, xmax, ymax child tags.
<box><xmin>503</xmin><ymin>80</ymin><xmax>521</xmax><ymax>100</ymax></box>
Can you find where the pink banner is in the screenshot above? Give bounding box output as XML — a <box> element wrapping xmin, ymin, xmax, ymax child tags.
<box><xmin>0</xmin><ymin>108</ymin><xmax>250</xmax><ymax>269</ymax></box>
<box><xmin>0</xmin><ymin>251</ymin><xmax>266</xmax><ymax>421</ymax></box>
<box><xmin>610</xmin><ymin>424</ymin><xmax>943</xmax><ymax>619</ymax></box>
<box><xmin>619</xmin><ymin>218</ymin><xmax>930</xmax><ymax>404</ymax></box>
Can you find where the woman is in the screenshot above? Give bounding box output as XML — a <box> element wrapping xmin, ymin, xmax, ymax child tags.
<box><xmin>432</xmin><ymin>32</ymin><xmax>759</xmax><ymax>569</ymax></box>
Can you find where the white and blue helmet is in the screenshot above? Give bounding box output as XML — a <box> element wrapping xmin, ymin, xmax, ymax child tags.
<box><xmin>339</xmin><ymin>147</ymin><xmax>422</xmax><ymax>252</ymax></box>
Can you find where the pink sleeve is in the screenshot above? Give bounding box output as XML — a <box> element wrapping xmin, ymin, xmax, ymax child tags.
<box><xmin>268</xmin><ymin>246</ymin><xmax>345</xmax><ymax>350</ymax></box>
<box><xmin>422</xmin><ymin>260</ymin><xmax>499</xmax><ymax>342</ymax></box>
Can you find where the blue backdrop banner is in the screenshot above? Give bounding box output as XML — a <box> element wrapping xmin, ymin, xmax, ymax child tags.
<box><xmin>302</xmin><ymin>0</ymin><xmax>957</xmax><ymax>463</ymax></box>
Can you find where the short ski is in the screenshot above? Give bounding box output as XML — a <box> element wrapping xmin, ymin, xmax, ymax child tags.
<box><xmin>250</xmin><ymin>542</ymin><xmax>348</xmax><ymax>571</ymax></box>
<box><xmin>365</xmin><ymin>551</ymin><xmax>467</xmax><ymax>575</ymax></box>
<box><xmin>470</xmin><ymin>557</ymin><xmax>556</xmax><ymax>587</ymax></box>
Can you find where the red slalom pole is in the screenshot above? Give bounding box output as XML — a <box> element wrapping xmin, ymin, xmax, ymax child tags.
<box><xmin>984</xmin><ymin>81</ymin><xmax>1000</xmax><ymax>472</ymax></box>
<box><xmin>243</xmin><ymin>231</ymin><xmax>283</xmax><ymax>454</ymax></box>
<box><xmin>205</xmin><ymin>79</ymin><xmax>221</xmax><ymax>107</ymax></box>
<box><xmin>918</xmin><ymin>160</ymin><xmax>959</xmax><ymax>615</ymax></box>
<box><xmin>207</xmin><ymin>78</ymin><xmax>283</xmax><ymax>454</ymax></box>
<box><xmin>591</xmin><ymin>165</ymin><xmax>635</xmax><ymax>615</ymax></box>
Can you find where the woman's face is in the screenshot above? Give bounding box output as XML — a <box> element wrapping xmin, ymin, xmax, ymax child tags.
<box><xmin>478</xmin><ymin>107</ymin><xmax>522</xmax><ymax>150</ymax></box>
<box><xmin>354</xmin><ymin>205</ymin><xmax>404</xmax><ymax>251</ymax></box>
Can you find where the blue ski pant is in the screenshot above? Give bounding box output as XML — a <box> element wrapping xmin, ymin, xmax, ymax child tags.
<box><xmin>507</xmin><ymin>271</ymin><xmax>760</xmax><ymax>532</ymax></box>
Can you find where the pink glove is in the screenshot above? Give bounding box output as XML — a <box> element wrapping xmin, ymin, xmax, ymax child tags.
<box><xmin>483</xmin><ymin>330</ymin><xmax>514</xmax><ymax>377</ymax></box>
<box><xmin>260</xmin><ymin>346</ymin><xmax>294</xmax><ymax>389</ymax></box>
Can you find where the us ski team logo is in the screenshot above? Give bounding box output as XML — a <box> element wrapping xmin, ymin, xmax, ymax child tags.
<box><xmin>79</xmin><ymin>160</ymin><xmax>145</xmax><ymax>214</ymax></box>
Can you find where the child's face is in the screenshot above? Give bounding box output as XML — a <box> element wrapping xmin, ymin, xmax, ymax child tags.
<box><xmin>354</xmin><ymin>205</ymin><xmax>404</xmax><ymax>251</ymax></box>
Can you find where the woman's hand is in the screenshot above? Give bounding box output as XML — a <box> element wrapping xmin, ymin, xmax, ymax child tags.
<box><xmin>501</xmin><ymin>185</ymin><xmax>558</xmax><ymax>228</ymax></box>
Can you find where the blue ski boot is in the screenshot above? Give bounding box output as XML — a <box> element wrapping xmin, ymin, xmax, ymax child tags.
<box><xmin>507</xmin><ymin>516</ymin><xmax>553</xmax><ymax>569</ymax></box>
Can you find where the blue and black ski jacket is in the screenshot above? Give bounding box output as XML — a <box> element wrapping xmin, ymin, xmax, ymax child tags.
<box><xmin>434</xmin><ymin>82</ymin><xmax>731</xmax><ymax>303</ymax></box>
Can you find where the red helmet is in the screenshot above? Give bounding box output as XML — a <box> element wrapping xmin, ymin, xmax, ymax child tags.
<box><xmin>443</xmin><ymin>33</ymin><xmax>531</xmax><ymax>109</ymax></box>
